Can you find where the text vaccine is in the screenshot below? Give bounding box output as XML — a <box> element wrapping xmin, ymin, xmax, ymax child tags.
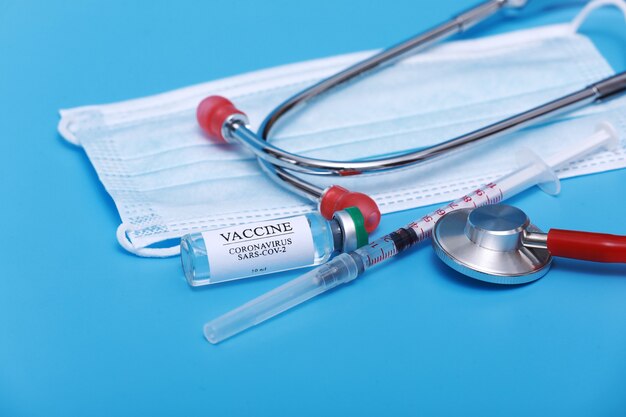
<box><xmin>180</xmin><ymin>207</ymin><xmax>368</xmax><ymax>286</ymax></box>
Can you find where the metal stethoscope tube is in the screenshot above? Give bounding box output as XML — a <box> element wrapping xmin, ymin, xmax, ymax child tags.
<box><xmin>197</xmin><ymin>0</ymin><xmax>626</xmax><ymax>232</ymax></box>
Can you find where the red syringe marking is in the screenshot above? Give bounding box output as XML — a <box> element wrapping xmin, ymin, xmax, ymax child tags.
<box><xmin>358</xmin><ymin>182</ymin><xmax>504</xmax><ymax>269</ymax></box>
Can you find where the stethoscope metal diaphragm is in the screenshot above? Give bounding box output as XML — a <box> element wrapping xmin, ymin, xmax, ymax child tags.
<box><xmin>432</xmin><ymin>205</ymin><xmax>552</xmax><ymax>284</ymax></box>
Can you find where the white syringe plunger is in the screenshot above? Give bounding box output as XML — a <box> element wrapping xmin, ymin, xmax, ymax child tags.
<box><xmin>544</xmin><ymin>122</ymin><xmax>619</xmax><ymax>169</ymax></box>
<box><xmin>506</xmin><ymin>122</ymin><xmax>619</xmax><ymax>197</ymax></box>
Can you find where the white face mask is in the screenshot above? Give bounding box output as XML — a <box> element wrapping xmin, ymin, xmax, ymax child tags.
<box><xmin>58</xmin><ymin>0</ymin><xmax>626</xmax><ymax>257</ymax></box>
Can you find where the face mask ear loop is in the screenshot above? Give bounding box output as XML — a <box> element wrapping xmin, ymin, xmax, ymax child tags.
<box><xmin>57</xmin><ymin>111</ymin><xmax>81</xmax><ymax>146</ymax></box>
<box><xmin>116</xmin><ymin>224</ymin><xmax>181</xmax><ymax>257</ymax></box>
<box><xmin>570</xmin><ymin>0</ymin><xmax>626</xmax><ymax>33</ymax></box>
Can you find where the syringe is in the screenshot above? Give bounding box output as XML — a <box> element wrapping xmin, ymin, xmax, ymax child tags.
<box><xmin>204</xmin><ymin>123</ymin><xmax>619</xmax><ymax>344</ymax></box>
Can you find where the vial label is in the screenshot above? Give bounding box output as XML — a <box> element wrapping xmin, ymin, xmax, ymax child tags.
<box><xmin>202</xmin><ymin>215</ymin><xmax>315</xmax><ymax>282</ymax></box>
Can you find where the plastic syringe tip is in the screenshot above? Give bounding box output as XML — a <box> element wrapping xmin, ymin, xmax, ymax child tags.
<box><xmin>204</xmin><ymin>253</ymin><xmax>360</xmax><ymax>344</ymax></box>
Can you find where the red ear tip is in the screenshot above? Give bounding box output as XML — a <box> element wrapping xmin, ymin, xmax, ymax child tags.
<box><xmin>320</xmin><ymin>186</ymin><xmax>381</xmax><ymax>233</ymax></box>
<box><xmin>347</xmin><ymin>193</ymin><xmax>381</xmax><ymax>233</ymax></box>
<box><xmin>196</xmin><ymin>96</ymin><xmax>244</xmax><ymax>142</ymax></box>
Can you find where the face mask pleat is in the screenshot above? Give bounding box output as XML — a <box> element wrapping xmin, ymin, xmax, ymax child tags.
<box><xmin>271</xmin><ymin>83</ymin><xmax>594</xmax><ymax>160</ymax></box>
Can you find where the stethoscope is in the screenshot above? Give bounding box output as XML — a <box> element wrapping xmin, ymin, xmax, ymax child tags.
<box><xmin>432</xmin><ymin>204</ymin><xmax>626</xmax><ymax>284</ymax></box>
<box><xmin>196</xmin><ymin>0</ymin><xmax>626</xmax><ymax>233</ymax></box>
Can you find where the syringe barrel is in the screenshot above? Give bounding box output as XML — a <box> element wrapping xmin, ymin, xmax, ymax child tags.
<box><xmin>204</xmin><ymin>253</ymin><xmax>360</xmax><ymax>344</ymax></box>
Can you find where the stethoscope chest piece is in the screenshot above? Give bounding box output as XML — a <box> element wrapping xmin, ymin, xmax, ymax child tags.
<box><xmin>432</xmin><ymin>205</ymin><xmax>552</xmax><ymax>284</ymax></box>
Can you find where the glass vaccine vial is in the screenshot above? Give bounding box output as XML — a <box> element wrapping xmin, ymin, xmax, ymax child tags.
<box><xmin>181</xmin><ymin>207</ymin><xmax>368</xmax><ymax>286</ymax></box>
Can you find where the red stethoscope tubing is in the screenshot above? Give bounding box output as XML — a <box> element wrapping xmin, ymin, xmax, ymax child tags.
<box><xmin>548</xmin><ymin>229</ymin><xmax>626</xmax><ymax>263</ymax></box>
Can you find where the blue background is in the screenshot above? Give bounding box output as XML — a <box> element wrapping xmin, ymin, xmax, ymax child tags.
<box><xmin>1</xmin><ymin>1</ymin><xmax>626</xmax><ymax>416</ymax></box>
